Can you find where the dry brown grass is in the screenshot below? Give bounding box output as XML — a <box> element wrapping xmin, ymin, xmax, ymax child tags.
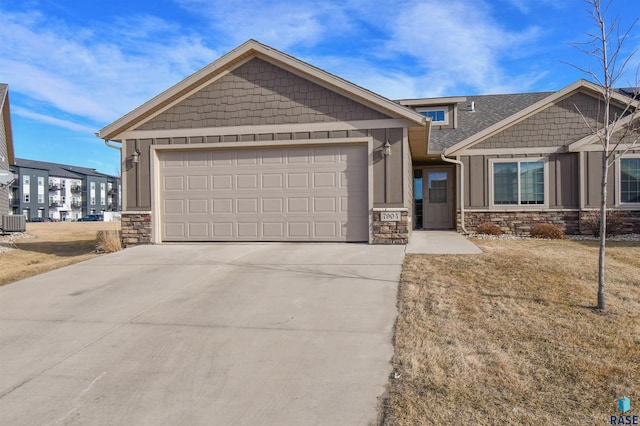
<box><xmin>0</xmin><ymin>221</ymin><xmax>122</xmax><ymax>286</ymax></box>
<box><xmin>96</xmin><ymin>229</ymin><xmax>123</xmax><ymax>253</ymax></box>
<box><xmin>382</xmin><ymin>238</ymin><xmax>640</xmax><ymax>425</ymax></box>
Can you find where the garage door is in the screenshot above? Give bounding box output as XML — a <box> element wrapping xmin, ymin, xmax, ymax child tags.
<box><xmin>158</xmin><ymin>144</ymin><xmax>369</xmax><ymax>242</ymax></box>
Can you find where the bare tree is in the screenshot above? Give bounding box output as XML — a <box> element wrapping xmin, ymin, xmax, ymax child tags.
<box><xmin>571</xmin><ymin>0</ymin><xmax>640</xmax><ymax>309</ymax></box>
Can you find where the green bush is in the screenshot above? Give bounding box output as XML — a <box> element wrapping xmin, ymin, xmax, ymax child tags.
<box><xmin>530</xmin><ymin>223</ymin><xmax>565</xmax><ymax>239</ymax></box>
<box><xmin>476</xmin><ymin>222</ymin><xmax>502</xmax><ymax>236</ymax></box>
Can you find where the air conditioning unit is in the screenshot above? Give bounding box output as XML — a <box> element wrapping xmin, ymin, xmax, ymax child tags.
<box><xmin>2</xmin><ymin>215</ymin><xmax>26</xmax><ymax>232</ymax></box>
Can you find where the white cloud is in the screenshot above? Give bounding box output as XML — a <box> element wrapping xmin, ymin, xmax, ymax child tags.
<box><xmin>175</xmin><ymin>0</ymin><xmax>356</xmax><ymax>50</ymax></box>
<box><xmin>12</xmin><ymin>106</ymin><xmax>97</xmax><ymax>133</ymax></box>
<box><xmin>385</xmin><ymin>0</ymin><xmax>544</xmax><ymax>94</ymax></box>
<box><xmin>0</xmin><ymin>10</ymin><xmax>219</xmax><ymax>126</ymax></box>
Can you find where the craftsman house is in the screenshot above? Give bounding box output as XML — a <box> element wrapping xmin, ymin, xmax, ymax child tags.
<box><xmin>98</xmin><ymin>40</ymin><xmax>640</xmax><ymax>245</ymax></box>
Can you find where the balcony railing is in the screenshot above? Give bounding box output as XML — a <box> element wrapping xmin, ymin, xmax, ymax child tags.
<box><xmin>49</xmin><ymin>202</ymin><xmax>63</xmax><ymax>208</ymax></box>
<box><xmin>70</xmin><ymin>201</ymin><xmax>83</xmax><ymax>208</ymax></box>
<box><xmin>49</xmin><ymin>185</ymin><xmax>61</xmax><ymax>191</ymax></box>
<box><xmin>70</xmin><ymin>185</ymin><xmax>82</xmax><ymax>193</ymax></box>
<box><xmin>108</xmin><ymin>189</ymin><xmax>117</xmax><ymax>196</ymax></box>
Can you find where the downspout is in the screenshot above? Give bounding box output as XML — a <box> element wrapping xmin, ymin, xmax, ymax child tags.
<box><xmin>440</xmin><ymin>152</ymin><xmax>468</xmax><ymax>234</ymax></box>
<box><xmin>94</xmin><ymin>132</ymin><xmax>122</xmax><ymax>152</ymax></box>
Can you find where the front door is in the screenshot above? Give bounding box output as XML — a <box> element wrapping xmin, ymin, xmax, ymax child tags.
<box><xmin>423</xmin><ymin>168</ymin><xmax>454</xmax><ymax>229</ymax></box>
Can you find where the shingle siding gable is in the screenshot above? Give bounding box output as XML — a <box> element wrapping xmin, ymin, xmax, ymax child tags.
<box><xmin>470</xmin><ymin>92</ymin><xmax>624</xmax><ymax>150</ymax></box>
<box><xmin>137</xmin><ymin>57</ymin><xmax>390</xmax><ymax>131</ymax></box>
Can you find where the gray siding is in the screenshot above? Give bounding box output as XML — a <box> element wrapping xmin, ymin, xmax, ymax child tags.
<box><xmin>137</xmin><ymin>58</ymin><xmax>390</xmax><ymax>131</ymax></box>
<box><xmin>550</xmin><ymin>153</ymin><xmax>580</xmax><ymax>208</ymax></box>
<box><xmin>0</xmin><ymin>106</ymin><xmax>8</xmax><ymax>214</ymax></box>
<box><xmin>14</xmin><ymin>167</ymin><xmax>49</xmax><ymax>219</ymax></box>
<box><xmin>124</xmin><ymin>128</ymin><xmax>407</xmax><ymax>211</ymax></box>
<box><xmin>473</xmin><ymin>92</ymin><xmax>624</xmax><ymax>150</ymax></box>
<box><xmin>583</xmin><ymin>151</ymin><xmax>615</xmax><ymax>208</ymax></box>
<box><xmin>462</xmin><ymin>153</ymin><xmax>579</xmax><ymax>209</ymax></box>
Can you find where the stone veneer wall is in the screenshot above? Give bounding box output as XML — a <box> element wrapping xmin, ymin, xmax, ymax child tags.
<box><xmin>372</xmin><ymin>209</ymin><xmax>409</xmax><ymax>244</ymax></box>
<box><xmin>461</xmin><ymin>210</ymin><xmax>581</xmax><ymax>235</ymax></box>
<box><xmin>577</xmin><ymin>210</ymin><xmax>640</xmax><ymax>235</ymax></box>
<box><xmin>460</xmin><ymin>209</ymin><xmax>640</xmax><ymax>235</ymax></box>
<box><xmin>121</xmin><ymin>212</ymin><xmax>152</xmax><ymax>245</ymax></box>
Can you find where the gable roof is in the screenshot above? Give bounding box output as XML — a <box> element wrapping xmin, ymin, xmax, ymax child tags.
<box><xmin>443</xmin><ymin>79</ymin><xmax>640</xmax><ymax>156</ymax></box>
<box><xmin>98</xmin><ymin>40</ymin><xmax>426</xmax><ymax>141</ymax></box>
<box><xmin>567</xmin><ymin>109</ymin><xmax>640</xmax><ymax>151</ymax></box>
<box><xmin>427</xmin><ymin>92</ymin><xmax>552</xmax><ymax>152</ymax></box>
<box><xmin>14</xmin><ymin>158</ymin><xmax>119</xmax><ymax>180</ymax></box>
<box><xmin>0</xmin><ymin>83</ymin><xmax>15</xmax><ymax>165</ymax></box>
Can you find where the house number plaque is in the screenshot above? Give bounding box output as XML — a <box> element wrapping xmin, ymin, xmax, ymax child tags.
<box><xmin>380</xmin><ymin>212</ymin><xmax>401</xmax><ymax>221</ymax></box>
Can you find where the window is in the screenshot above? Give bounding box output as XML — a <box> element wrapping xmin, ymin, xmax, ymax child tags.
<box><xmin>90</xmin><ymin>182</ymin><xmax>96</xmax><ymax>205</ymax></box>
<box><xmin>621</xmin><ymin>158</ymin><xmax>640</xmax><ymax>203</ymax></box>
<box><xmin>37</xmin><ymin>177</ymin><xmax>45</xmax><ymax>203</ymax></box>
<box><xmin>100</xmin><ymin>183</ymin><xmax>106</xmax><ymax>205</ymax></box>
<box><xmin>492</xmin><ymin>160</ymin><xmax>545</xmax><ymax>205</ymax></box>
<box><xmin>417</xmin><ymin>107</ymin><xmax>448</xmax><ymax>124</ymax></box>
<box><xmin>428</xmin><ymin>172</ymin><xmax>448</xmax><ymax>203</ymax></box>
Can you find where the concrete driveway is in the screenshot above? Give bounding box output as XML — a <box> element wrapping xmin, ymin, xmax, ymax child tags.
<box><xmin>0</xmin><ymin>243</ymin><xmax>404</xmax><ymax>425</ymax></box>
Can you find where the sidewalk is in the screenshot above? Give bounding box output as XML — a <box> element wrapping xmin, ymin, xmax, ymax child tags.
<box><xmin>406</xmin><ymin>230</ymin><xmax>482</xmax><ymax>254</ymax></box>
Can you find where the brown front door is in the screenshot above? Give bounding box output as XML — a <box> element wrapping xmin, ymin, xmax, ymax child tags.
<box><xmin>423</xmin><ymin>168</ymin><xmax>454</xmax><ymax>229</ymax></box>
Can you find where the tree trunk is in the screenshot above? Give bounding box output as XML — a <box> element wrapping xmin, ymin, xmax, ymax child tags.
<box><xmin>598</xmin><ymin>153</ymin><xmax>607</xmax><ymax>310</ymax></box>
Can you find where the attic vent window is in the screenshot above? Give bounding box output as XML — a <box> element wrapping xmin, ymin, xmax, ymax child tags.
<box><xmin>417</xmin><ymin>107</ymin><xmax>448</xmax><ymax>125</ymax></box>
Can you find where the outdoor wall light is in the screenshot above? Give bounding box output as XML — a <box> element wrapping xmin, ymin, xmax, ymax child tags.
<box><xmin>382</xmin><ymin>140</ymin><xmax>392</xmax><ymax>157</ymax></box>
<box><xmin>131</xmin><ymin>148</ymin><xmax>141</xmax><ymax>164</ymax></box>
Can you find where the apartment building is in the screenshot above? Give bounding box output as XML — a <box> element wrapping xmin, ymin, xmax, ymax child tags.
<box><xmin>10</xmin><ymin>159</ymin><xmax>121</xmax><ymax>221</ymax></box>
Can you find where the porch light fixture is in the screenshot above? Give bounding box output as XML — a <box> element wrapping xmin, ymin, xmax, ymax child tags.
<box><xmin>131</xmin><ymin>148</ymin><xmax>141</xmax><ymax>164</ymax></box>
<box><xmin>382</xmin><ymin>140</ymin><xmax>392</xmax><ymax>157</ymax></box>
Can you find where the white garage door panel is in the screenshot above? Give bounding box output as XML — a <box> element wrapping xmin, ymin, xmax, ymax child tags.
<box><xmin>159</xmin><ymin>145</ymin><xmax>368</xmax><ymax>242</ymax></box>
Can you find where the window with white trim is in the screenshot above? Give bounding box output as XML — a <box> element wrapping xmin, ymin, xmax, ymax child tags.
<box><xmin>37</xmin><ymin>177</ymin><xmax>45</xmax><ymax>204</ymax></box>
<box><xmin>90</xmin><ymin>182</ymin><xmax>96</xmax><ymax>205</ymax></box>
<box><xmin>621</xmin><ymin>158</ymin><xmax>640</xmax><ymax>203</ymax></box>
<box><xmin>492</xmin><ymin>160</ymin><xmax>545</xmax><ymax>205</ymax></box>
<box><xmin>417</xmin><ymin>107</ymin><xmax>448</xmax><ymax>124</ymax></box>
<box><xmin>100</xmin><ymin>183</ymin><xmax>106</xmax><ymax>205</ymax></box>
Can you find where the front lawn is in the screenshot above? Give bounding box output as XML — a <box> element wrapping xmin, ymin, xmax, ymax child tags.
<box><xmin>381</xmin><ymin>238</ymin><xmax>640</xmax><ymax>424</ymax></box>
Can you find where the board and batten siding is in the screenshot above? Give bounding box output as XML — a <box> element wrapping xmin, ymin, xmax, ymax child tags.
<box><xmin>581</xmin><ymin>150</ymin><xmax>640</xmax><ymax>208</ymax></box>
<box><xmin>461</xmin><ymin>152</ymin><xmax>579</xmax><ymax>209</ymax></box>
<box><xmin>123</xmin><ymin>128</ymin><xmax>407</xmax><ymax>211</ymax></box>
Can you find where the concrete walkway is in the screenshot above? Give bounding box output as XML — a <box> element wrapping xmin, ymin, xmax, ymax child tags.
<box><xmin>406</xmin><ymin>230</ymin><xmax>483</xmax><ymax>254</ymax></box>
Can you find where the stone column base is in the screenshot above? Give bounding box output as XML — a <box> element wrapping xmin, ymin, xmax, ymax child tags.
<box><xmin>372</xmin><ymin>208</ymin><xmax>409</xmax><ymax>244</ymax></box>
<box><xmin>121</xmin><ymin>211</ymin><xmax>152</xmax><ymax>246</ymax></box>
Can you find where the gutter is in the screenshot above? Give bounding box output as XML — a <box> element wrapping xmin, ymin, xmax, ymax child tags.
<box><xmin>104</xmin><ymin>140</ymin><xmax>122</xmax><ymax>151</ymax></box>
<box><xmin>95</xmin><ymin>132</ymin><xmax>122</xmax><ymax>151</ymax></box>
<box><xmin>440</xmin><ymin>153</ymin><xmax>468</xmax><ymax>234</ymax></box>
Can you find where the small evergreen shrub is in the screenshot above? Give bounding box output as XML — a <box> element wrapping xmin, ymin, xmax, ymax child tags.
<box><xmin>476</xmin><ymin>222</ymin><xmax>502</xmax><ymax>236</ymax></box>
<box><xmin>530</xmin><ymin>223</ymin><xmax>565</xmax><ymax>239</ymax></box>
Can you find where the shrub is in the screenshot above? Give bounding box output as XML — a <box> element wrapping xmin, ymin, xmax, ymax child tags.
<box><xmin>96</xmin><ymin>230</ymin><xmax>122</xmax><ymax>253</ymax></box>
<box><xmin>476</xmin><ymin>222</ymin><xmax>502</xmax><ymax>236</ymax></box>
<box><xmin>584</xmin><ymin>211</ymin><xmax>624</xmax><ymax>237</ymax></box>
<box><xmin>530</xmin><ymin>223</ymin><xmax>565</xmax><ymax>239</ymax></box>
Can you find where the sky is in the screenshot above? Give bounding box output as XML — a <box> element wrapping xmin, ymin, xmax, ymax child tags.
<box><xmin>1</xmin><ymin>0</ymin><xmax>639</xmax><ymax>176</ymax></box>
